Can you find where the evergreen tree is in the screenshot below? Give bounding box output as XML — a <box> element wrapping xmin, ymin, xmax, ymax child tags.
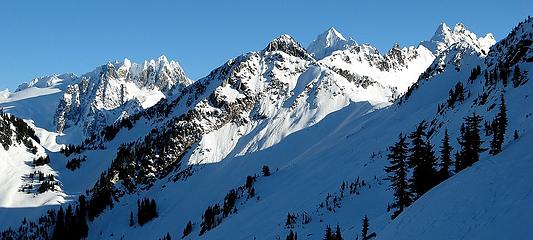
<box><xmin>53</xmin><ymin>207</ymin><xmax>65</xmax><ymax>240</ymax></box>
<box><xmin>200</xmin><ymin>204</ymin><xmax>219</xmax><ymax>235</ymax></box>
<box><xmin>72</xmin><ymin>206</ymin><xmax>83</xmax><ymax>239</ymax></box>
<box><xmin>262</xmin><ymin>165</ymin><xmax>271</xmax><ymax>176</ymax></box>
<box><xmin>223</xmin><ymin>190</ymin><xmax>237</xmax><ymax>217</ymax></box>
<box><xmin>502</xmin><ymin>66</ymin><xmax>509</xmax><ymax>87</ymax></box>
<box><xmin>361</xmin><ymin>215</ymin><xmax>369</xmax><ymax>240</ymax></box>
<box><xmin>137</xmin><ymin>198</ymin><xmax>158</xmax><ymax>226</ymax></box>
<box><xmin>285</xmin><ymin>213</ymin><xmax>296</xmax><ymax>227</ymax></box>
<box><xmin>64</xmin><ymin>205</ymin><xmax>74</xmax><ymax>239</ymax></box>
<box><xmin>129</xmin><ymin>211</ymin><xmax>134</xmax><ymax>226</ymax></box>
<box><xmin>457</xmin><ymin>113</ymin><xmax>485</xmax><ymax>171</ymax></box>
<box><xmin>454</xmin><ymin>150</ymin><xmax>462</xmax><ymax>173</ymax></box>
<box><xmin>456</xmin><ymin>123</ymin><xmax>467</xmax><ymax>171</ymax></box>
<box><xmin>286</xmin><ymin>229</ymin><xmax>298</xmax><ymax>240</ymax></box>
<box><xmin>385</xmin><ymin>134</ymin><xmax>412</xmax><ymax>219</ymax></box>
<box><xmin>335</xmin><ymin>224</ymin><xmax>342</xmax><ymax>240</ymax></box>
<box><xmin>150</xmin><ymin>199</ymin><xmax>158</xmax><ymax>218</ymax></box>
<box><xmin>183</xmin><ymin>221</ymin><xmax>192</xmax><ymax>238</ymax></box>
<box><xmin>78</xmin><ymin>195</ymin><xmax>89</xmax><ymax>238</ymax></box>
<box><xmin>438</xmin><ymin>129</ymin><xmax>453</xmax><ymax>181</ymax></box>
<box><xmin>407</xmin><ymin>121</ymin><xmax>438</xmax><ymax>197</ymax></box>
<box><xmin>323</xmin><ymin>225</ymin><xmax>333</xmax><ymax>240</ymax></box>
<box><xmin>490</xmin><ymin>95</ymin><xmax>508</xmax><ymax>155</ymax></box>
<box><xmin>137</xmin><ymin>199</ymin><xmax>142</xmax><ymax>225</ymax></box>
<box><xmin>513</xmin><ymin>65</ymin><xmax>523</xmax><ymax>87</ymax></box>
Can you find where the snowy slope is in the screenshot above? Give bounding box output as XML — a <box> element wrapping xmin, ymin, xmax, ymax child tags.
<box><xmin>378</xmin><ymin>133</ymin><xmax>533</xmax><ymax>240</ymax></box>
<box><xmin>3</xmin><ymin>18</ymin><xmax>531</xmax><ymax>240</ymax></box>
<box><xmin>0</xmin><ymin>74</ymin><xmax>76</xmax><ymax>132</ymax></box>
<box><xmin>0</xmin><ymin>113</ymin><xmax>65</xmax><ymax>227</ymax></box>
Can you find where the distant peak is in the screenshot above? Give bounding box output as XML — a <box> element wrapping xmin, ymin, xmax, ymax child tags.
<box><xmin>430</xmin><ymin>23</ymin><xmax>448</xmax><ymax>37</ymax></box>
<box><xmin>421</xmin><ymin>22</ymin><xmax>495</xmax><ymax>56</ymax></box>
<box><xmin>431</xmin><ymin>22</ymin><xmax>452</xmax><ymax>41</ymax></box>
<box><xmin>325</xmin><ymin>27</ymin><xmax>347</xmax><ymax>41</ymax></box>
<box><xmin>307</xmin><ymin>27</ymin><xmax>357</xmax><ymax>60</ymax></box>
<box><xmin>264</xmin><ymin>34</ymin><xmax>302</xmax><ymax>49</ymax></box>
<box><xmin>453</xmin><ymin>23</ymin><xmax>466</xmax><ymax>33</ymax></box>
<box><xmin>157</xmin><ymin>55</ymin><xmax>169</xmax><ymax>63</ymax></box>
<box><xmin>267</xmin><ymin>34</ymin><xmax>298</xmax><ymax>46</ymax></box>
<box><xmin>263</xmin><ymin>34</ymin><xmax>312</xmax><ymax>60</ymax></box>
<box><xmin>122</xmin><ymin>58</ymin><xmax>132</xmax><ymax>68</ymax></box>
<box><xmin>484</xmin><ymin>32</ymin><xmax>495</xmax><ymax>40</ymax></box>
<box><xmin>392</xmin><ymin>43</ymin><xmax>401</xmax><ymax>49</ymax></box>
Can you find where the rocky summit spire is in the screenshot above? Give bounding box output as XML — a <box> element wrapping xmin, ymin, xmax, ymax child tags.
<box><xmin>307</xmin><ymin>27</ymin><xmax>357</xmax><ymax>60</ymax></box>
<box><xmin>420</xmin><ymin>22</ymin><xmax>496</xmax><ymax>56</ymax></box>
<box><xmin>263</xmin><ymin>34</ymin><xmax>313</xmax><ymax>60</ymax></box>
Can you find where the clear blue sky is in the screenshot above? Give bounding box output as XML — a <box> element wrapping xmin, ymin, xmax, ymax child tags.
<box><xmin>1</xmin><ymin>0</ymin><xmax>531</xmax><ymax>90</ymax></box>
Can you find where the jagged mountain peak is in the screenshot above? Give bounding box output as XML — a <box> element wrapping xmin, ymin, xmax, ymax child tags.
<box><xmin>263</xmin><ymin>34</ymin><xmax>313</xmax><ymax>60</ymax></box>
<box><xmin>157</xmin><ymin>54</ymin><xmax>169</xmax><ymax>62</ymax></box>
<box><xmin>264</xmin><ymin>34</ymin><xmax>300</xmax><ymax>50</ymax></box>
<box><xmin>122</xmin><ymin>58</ymin><xmax>132</xmax><ymax>68</ymax></box>
<box><xmin>436</xmin><ymin>22</ymin><xmax>449</xmax><ymax>32</ymax></box>
<box><xmin>51</xmin><ymin>56</ymin><xmax>191</xmax><ymax>135</ymax></box>
<box><xmin>320</xmin><ymin>27</ymin><xmax>348</xmax><ymax>43</ymax></box>
<box><xmin>143</xmin><ymin>55</ymin><xmax>176</xmax><ymax>68</ymax></box>
<box><xmin>307</xmin><ymin>26</ymin><xmax>357</xmax><ymax>60</ymax></box>
<box><xmin>421</xmin><ymin>22</ymin><xmax>496</xmax><ymax>56</ymax></box>
<box><xmin>390</xmin><ymin>42</ymin><xmax>402</xmax><ymax>50</ymax></box>
<box><xmin>326</xmin><ymin>27</ymin><xmax>345</xmax><ymax>38</ymax></box>
<box><xmin>453</xmin><ymin>22</ymin><xmax>468</xmax><ymax>33</ymax></box>
<box><xmin>98</xmin><ymin>56</ymin><xmax>189</xmax><ymax>89</ymax></box>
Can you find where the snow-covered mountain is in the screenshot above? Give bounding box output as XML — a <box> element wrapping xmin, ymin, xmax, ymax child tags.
<box><xmin>307</xmin><ymin>27</ymin><xmax>357</xmax><ymax>60</ymax></box>
<box><xmin>1</xmin><ymin>18</ymin><xmax>532</xmax><ymax>240</ymax></box>
<box><xmin>0</xmin><ymin>56</ymin><xmax>190</xmax><ymax>141</ymax></box>
<box><xmin>71</xmin><ymin>29</ymin><xmax>437</xmax><ymax>171</ymax></box>
<box><xmin>420</xmin><ymin>22</ymin><xmax>496</xmax><ymax>56</ymax></box>
<box><xmin>53</xmin><ymin>56</ymin><xmax>190</xmax><ymax>136</ymax></box>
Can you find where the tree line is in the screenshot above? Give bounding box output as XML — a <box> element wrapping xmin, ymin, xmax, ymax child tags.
<box><xmin>385</xmin><ymin>95</ymin><xmax>508</xmax><ymax>219</ymax></box>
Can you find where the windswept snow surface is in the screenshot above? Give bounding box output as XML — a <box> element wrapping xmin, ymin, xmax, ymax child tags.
<box><xmin>0</xmin><ymin>75</ymin><xmax>72</xmax><ymax>132</ymax></box>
